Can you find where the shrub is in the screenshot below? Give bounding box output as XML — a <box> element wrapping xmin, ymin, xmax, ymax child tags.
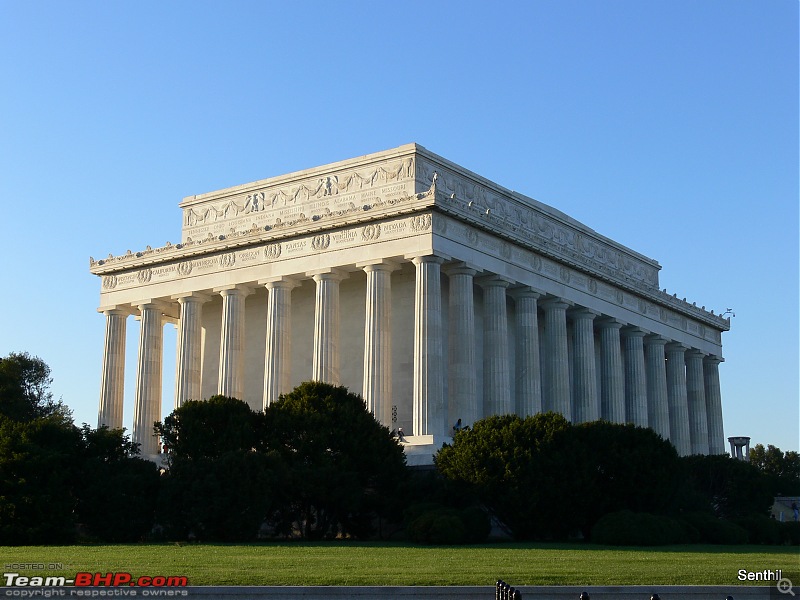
<box><xmin>460</xmin><ymin>506</ymin><xmax>491</xmax><ymax>543</ymax></box>
<box><xmin>591</xmin><ymin>510</ymin><xmax>691</xmax><ymax>546</ymax></box>
<box><xmin>407</xmin><ymin>509</ymin><xmax>466</xmax><ymax>545</ymax></box>
<box><xmin>733</xmin><ymin>515</ymin><xmax>781</xmax><ymax>545</ymax></box>
<box><xmin>404</xmin><ymin>503</ymin><xmax>490</xmax><ymax>544</ymax></box>
<box><xmin>778</xmin><ymin>521</ymin><xmax>800</xmax><ymax>546</ymax></box>
<box><xmin>679</xmin><ymin>512</ymin><xmax>748</xmax><ymax>545</ymax></box>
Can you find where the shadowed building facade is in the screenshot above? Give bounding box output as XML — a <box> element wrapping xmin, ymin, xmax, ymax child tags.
<box><xmin>90</xmin><ymin>144</ymin><xmax>730</xmax><ymax>464</ymax></box>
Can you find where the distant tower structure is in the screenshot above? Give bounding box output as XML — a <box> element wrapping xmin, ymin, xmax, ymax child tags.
<box><xmin>728</xmin><ymin>436</ymin><xmax>751</xmax><ymax>460</ymax></box>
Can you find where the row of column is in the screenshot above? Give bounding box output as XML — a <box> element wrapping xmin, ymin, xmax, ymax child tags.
<box><xmin>98</xmin><ymin>254</ymin><xmax>724</xmax><ymax>457</ymax></box>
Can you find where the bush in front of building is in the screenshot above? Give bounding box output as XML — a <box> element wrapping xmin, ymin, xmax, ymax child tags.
<box><xmin>778</xmin><ymin>521</ymin><xmax>800</xmax><ymax>545</ymax></box>
<box><xmin>678</xmin><ymin>512</ymin><xmax>749</xmax><ymax>545</ymax></box>
<box><xmin>733</xmin><ymin>514</ymin><xmax>782</xmax><ymax>545</ymax></box>
<box><xmin>590</xmin><ymin>510</ymin><xmax>691</xmax><ymax>546</ymax></box>
<box><xmin>403</xmin><ymin>502</ymin><xmax>490</xmax><ymax>545</ymax></box>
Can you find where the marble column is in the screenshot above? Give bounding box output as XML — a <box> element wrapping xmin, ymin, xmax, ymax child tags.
<box><xmin>311</xmin><ymin>270</ymin><xmax>346</xmax><ymax>385</ymax></box>
<box><xmin>644</xmin><ymin>335</ymin><xmax>670</xmax><ymax>441</ymax></box>
<box><xmin>412</xmin><ymin>255</ymin><xmax>444</xmax><ymax>437</ymax></box>
<box><xmin>98</xmin><ymin>308</ymin><xmax>128</xmax><ymax>429</ymax></box>
<box><xmin>173</xmin><ymin>293</ymin><xmax>210</xmax><ymax>408</ymax></box>
<box><xmin>480</xmin><ymin>276</ymin><xmax>512</xmax><ymax>416</ymax></box>
<box><xmin>623</xmin><ymin>327</ymin><xmax>648</xmax><ymax>427</ymax></box>
<box><xmin>362</xmin><ymin>262</ymin><xmax>396</xmax><ymax>427</ymax></box>
<box><xmin>444</xmin><ymin>264</ymin><xmax>478</xmax><ymax>427</ymax></box>
<box><xmin>132</xmin><ymin>302</ymin><xmax>165</xmax><ymax>456</ymax></box>
<box><xmin>262</xmin><ymin>278</ymin><xmax>299</xmax><ymax>408</ymax></box>
<box><xmin>541</xmin><ymin>298</ymin><xmax>571</xmax><ymax>419</ymax></box>
<box><xmin>704</xmin><ymin>355</ymin><xmax>725</xmax><ymax>455</ymax></box>
<box><xmin>217</xmin><ymin>285</ymin><xmax>252</xmax><ymax>400</ymax></box>
<box><xmin>598</xmin><ymin>319</ymin><xmax>625</xmax><ymax>423</ymax></box>
<box><xmin>666</xmin><ymin>342</ymin><xmax>691</xmax><ymax>456</ymax></box>
<box><xmin>511</xmin><ymin>288</ymin><xmax>542</xmax><ymax>417</ymax></box>
<box><xmin>571</xmin><ymin>308</ymin><xmax>599</xmax><ymax>423</ymax></box>
<box><xmin>686</xmin><ymin>349</ymin><xmax>709</xmax><ymax>455</ymax></box>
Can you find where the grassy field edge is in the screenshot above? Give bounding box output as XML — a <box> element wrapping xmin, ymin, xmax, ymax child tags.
<box><xmin>1</xmin><ymin>543</ymin><xmax>797</xmax><ymax>587</ymax></box>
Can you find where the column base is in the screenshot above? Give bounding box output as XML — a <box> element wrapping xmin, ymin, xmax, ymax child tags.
<box><xmin>398</xmin><ymin>435</ymin><xmax>452</xmax><ymax>466</ymax></box>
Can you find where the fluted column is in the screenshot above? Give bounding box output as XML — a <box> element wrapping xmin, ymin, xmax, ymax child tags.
<box><xmin>262</xmin><ymin>278</ymin><xmax>299</xmax><ymax>408</ymax></box>
<box><xmin>704</xmin><ymin>355</ymin><xmax>725</xmax><ymax>455</ymax></box>
<box><xmin>511</xmin><ymin>288</ymin><xmax>542</xmax><ymax>417</ymax></box>
<box><xmin>480</xmin><ymin>276</ymin><xmax>512</xmax><ymax>416</ymax></box>
<box><xmin>686</xmin><ymin>349</ymin><xmax>709</xmax><ymax>455</ymax></box>
<box><xmin>444</xmin><ymin>264</ymin><xmax>478</xmax><ymax>427</ymax></box>
<box><xmin>132</xmin><ymin>302</ymin><xmax>165</xmax><ymax>456</ymax></box>
<box><xmin>666</xmin><ymin>342</ymin><xmax>690</xmax><ymax>456</ymax></box>
<box><xmin>572</xmin><ymin>308</ymin><xmax>599</xmax><ymax>423</ymax></box>
<box><xmin>598</xmin><ymin>319</ymin><xmax>625</xmax><ymax>423</ymax></box>
<box><xmin>217</xmin><ymin>285</ymin><xmax>252</xmax><ymax>400</ymax></box>
<box><xmin>311</xmin><ymin>270</ymin><xmax>346</xmax><ymax>384</ymax></box>
<box><xmin>541</xmin><ymin>298</ymin><xmax>571</xmax><ymax>419</ymax></box>
<box><xmin>174</xmin><ymin>293</ymin><xmax>210</xmax><ymax>408</ymax></box>
<box><xmin>644</xmin><ymin>335</ymin><xmax>670</xmax><ymax>440</ymax></box>
<box><xmin>412</xmin><ymin>255</ymin><xmax>444</xmax><ymax>437</ymax></box>
<box><xmin>98</xmin><ymin>308</ymin><xmax>128</xmax><ymax>429</ymax></box>
<box><xmin>623</xmin><ymin>327</ymin><xmax>648</xmax><ymax>426</ymax></box>
<box><xmin>362</xmin><ymin>262</ymin><xmax>396</xmax><ymax>427</ymax></box>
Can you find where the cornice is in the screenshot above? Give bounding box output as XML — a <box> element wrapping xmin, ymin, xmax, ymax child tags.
<box><xmin>89</xmin><ymin>144</ymin><xmax>730</xmax><ymax>333</ymax></box>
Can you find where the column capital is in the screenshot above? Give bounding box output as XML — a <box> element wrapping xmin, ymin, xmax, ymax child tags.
<box><xmin>134</xmin><ymin>299</ymin><xmax>173</xmax><ymax>313</ymax></box>
<box><xmin>98</xmin><ymin>305</ymin><xmax>136</xmax><ymax>317</ymax></box>
<box><xmin>442</xmin><ymin>261</ymin><xmax>478</xmax><ymax>277</ymax></box>
<box><xmin>644</xmin><ymin>334</ymin><xmax>669</xmax><ymax>347</ymax></box>
<box><xmin>476</xmin><ymin>274</ymin><xmax>513</xmax><ymax>289</ymax></box>
<box><xmin>307</xmin><ymin>267</ymin><xmax>349</xmax><ymax>281</ymax></box>
<box><xmin>569</xmin><ymin>307</ymin><xmax>600</xmax><ymax>320</ymax></box>
<box><xmin>259</xmin><ymin>276</ymin><xmax>302</xmax><ymax>290</ymax></box>
<box><xmin>685</xmin><ymin>348</ymin><xmax>706</xmax><ymax>359</ymax></box>
<box><xmin>621</xmin><ymin>326</ymin><xmax>648</xmax><ymax>338</ymax></box>
<box><xmin>704</xmin><ymin>354</ymin><xmax>724</xmax><ymax>366</ymax></box>
<box><xmin>596</xmin><ymin>317</ymin><xmax>624</xmax><ymax>330</ymax></box>
<box><xmin>358</xmin><ymin>259</ymin><xmax>402</xmax><ymax>273</ymax></box>
<box><xmin>356</xmin><ymin>258</ymin><xmax>401</xmax><ymax>271</ymax></box>
<box><xmin>509</xmin><ymin>286</ymin><xmax>541</xmax><ymax>301</ymax></box>
<box><xmin>213</xmin><ymin>284</ymin><xmax>255</xmax><ymax>297</ymax></box>
<box><xmin>409</xmin><ymin>254</ymin><xmax>446</xmax><ymax>266</ymax></box>
<box><xmin>171</xmin><ymin>291</ymin><xmax>213</xmax><ymax>303</ymax></box>
<box><xmin>540</xmin><ymin>297</ymin><xmax>573</xmax><ymax>310</ymax></box>
<box><xmin>665</xmin><ymin>342</ymin><xmax>687</xmax><ymax>354</ymax></box>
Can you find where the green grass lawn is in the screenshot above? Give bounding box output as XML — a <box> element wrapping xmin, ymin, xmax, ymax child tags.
<box><xmin>1</xmin><ymin>543</ymin><xmax>798</xmax><ymax>586</ymax></box>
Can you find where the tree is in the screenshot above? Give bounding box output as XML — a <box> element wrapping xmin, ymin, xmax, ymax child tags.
<box><xmin>155</xmin><ymin>396</ymin><xmax>277</xmax><ymax>541</ymax></box>
<box><xmin>682</xmin><ymin>454</ymin><xmax>773</xmax><ymax>519</ymax></box>
<box><xmin>158</xmin><ymin>450</ymin><xmax>281</xmax><ymax>541</ymax></box>
<box><xmin>0</xmin><ymin>352</ymin><xmax>69</xmax><ymax>422</ymax></box>
<box><xmin>436</xmin><ymin>415</ymin><xmax>689</xmax><ymax>540</ymax></box>
<box><xmin>0</xmin><ymin>354</ymin><xmax>162</xmax><ymax>544</ymax></box>
<box><xmin>435</xmin><ymin>412</ymin><xmax>581</xmax><ymax>540</ymax></box>
<box><xmin>155</xmin><ymin>395</ymin><xmax>260</xmax><ymax>461</ymax></box>
<box><xmin>74</xmin><ymin>426</ymin><xmax>160</xmax><ymax>542</ymax></box>
<box><xmin>569</xmin><ymin>421</ymin><xmax>684</xmax><ymax>539</ymax></box>
<box><xmin>0</xmin><ymin>415</ymin><xmax>81</xmax><ymax>544</ymax></box>
<box><xmin>263</xmin><ymin>381</ymin><xmax>407</xmax><ymax>539</ymax></box>
<box><xmin>749</xmin><ymin>443</ymin><xmax>800</xmax><ymax>495</ymax></box>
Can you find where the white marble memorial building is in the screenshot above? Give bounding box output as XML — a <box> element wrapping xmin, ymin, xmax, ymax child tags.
<box><xmin>90</xmin><ymin>144</ymin><xmax>730</xmax><ymax>463</ymax></box>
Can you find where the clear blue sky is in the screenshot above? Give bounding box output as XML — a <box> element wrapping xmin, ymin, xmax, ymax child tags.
<box><xmin>1</xmin><ymin>1</ymin><xmax>797</xmax><ymax>452</ymax></box>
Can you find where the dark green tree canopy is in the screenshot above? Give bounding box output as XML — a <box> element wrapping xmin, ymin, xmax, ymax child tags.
<box><xmin>436</xmin><ymin>412</ymin><xmax>580</xmax><ymax>539</ymax></box>
<box><xmin>155</xmin><ymin>395</ymin><xmax>260</xmax><ymax>460</ymax></box>
<box><xmin>0</xmin><ymin>352</ymin><xmax>69</xmax><ymax>422</ymax></box>
<box><xmin>436</xmin><ymin>414</ymin><xmax>686</xmax><ymax>540</ymax></box>
<box><xmin>747</xmin><ymin>443</ymin><xmax>800</xmax><ymax>497</ymax></box>
<box><xmin>263</xmin><ymin>381</ymin><xmax>407</xmax><ymax>539</ymax></box>
<box><xmin>682</xmin><ymin>453</ymin><xmax>774</xmax><ymax>519</ymax></box>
